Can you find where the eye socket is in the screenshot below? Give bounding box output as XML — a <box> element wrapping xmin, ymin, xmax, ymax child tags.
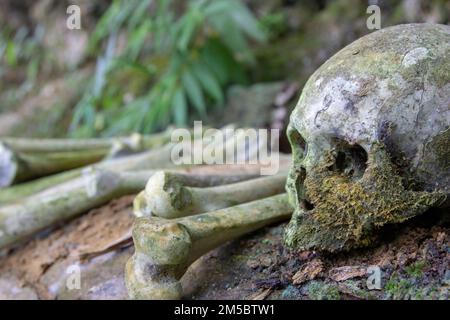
<box><xmin>293</xmin><ymin>167</ymin><xmax>312</xmax><ymax>210</ymax></box>
<box><xmin>288</xmin><ymin>128</ymin><xmax>307</xmax><ymax>158</ymax></box>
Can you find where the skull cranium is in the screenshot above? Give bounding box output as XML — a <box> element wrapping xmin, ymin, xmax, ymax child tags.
<box><xmin>285</xmin><ymin>23</ymin><xmax>450</xmax><ymax>252</ymax></box>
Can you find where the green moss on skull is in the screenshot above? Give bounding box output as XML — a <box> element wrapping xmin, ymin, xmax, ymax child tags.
<box><xmin>285</xmin><ymin>125</ymin><xmax>307</xmax><ymax>208</ymax></box>
<box><xmin>428</xmin><ymin>54</ymin><xmax>450</xmax><ymax>88</ymax></box>
<box><xmin>284</xmin><ymin>143</ymin><xmax>446</xmax><ymax>252</ymax></box>
<box><xmin>285</xmin><ymin>24</ymin><xmax>450</xmax><ymax>253</ymax></box>
<box><xmin>417</xmin><ymin>128</ymin><xmax>450</xmax><ymax>193</ymax></box>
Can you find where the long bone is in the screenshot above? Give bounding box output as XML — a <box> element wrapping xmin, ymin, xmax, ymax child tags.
<box><xmin>0</xmin><ymin>167</ymin><xmax>261</xmax><ymax>249</ymax></box>
<box><xmin>0</xmin><ymin>125</ymin><xmax>240</xmax><ymax>204</ymax></box>
<box><xmin>125</xmin><ymin>193</ymin><xmax>292</xmax><ymax>300</ymax></box>
<box><xmin>0</xmin><ymin>142</ymin><xmax>177</xmax><ymax>199</ymax></box>
<box><xmin>0</xmin><ymin>131</ymin><xmax>173</xmax><ymax>188</ymax></box>
<box><xmin>0</xmin><ymin>131</ymin><xmax>172</xmax><ymax>153</ymax></box>
<box><xmin>0</xmin><ymin>145</ymin><xmax>177</xmax><ymax>205</ymax></box>
<box><xmin>134</xmin><ymin>171</ymin><xmax>287</xmax><ymax>218</ymax></box>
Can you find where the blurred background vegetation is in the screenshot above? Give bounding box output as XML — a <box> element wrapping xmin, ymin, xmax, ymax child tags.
<box><xmin>0</xmin><ymin>0</ymin><xmax>448</xmax><ymax>140</ymax></box>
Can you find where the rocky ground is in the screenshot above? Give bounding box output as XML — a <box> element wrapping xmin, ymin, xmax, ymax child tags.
<box><xmin>0</xmin><ymin>195</ymin><xmax>447</xmax><ymax>300</ymax></box>
<box><xmin>0</xmin><ymin>0</ymin><xmax>449</xmax><ymax>300</ymax></box>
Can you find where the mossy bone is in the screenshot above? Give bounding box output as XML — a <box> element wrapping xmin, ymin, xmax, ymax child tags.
<box><xmin>125</xmin><ymin>194</ymin><xmax>292</xmax><ymax>300</ymax></box>
<box><xmin>284</xmin><ymin>23</ymin><xmax>450</xmax><ymax>252</ymax></box>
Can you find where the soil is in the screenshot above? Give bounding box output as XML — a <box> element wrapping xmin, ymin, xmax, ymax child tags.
<box><xmin>0</xmin><ymin>196</ymin><xmax>448</xmax><ymax>300</ymax></box>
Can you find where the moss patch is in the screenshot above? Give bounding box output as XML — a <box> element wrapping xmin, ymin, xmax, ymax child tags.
<box><xmin>307</xmin><ymin>280</ymin><xmax>341</xmax><ymax>300</ymax></box>
<box><xmin>284</xmin><ymin>143</ymin><xmax>446</xmax><ymax>252</ymax></box>
<box><xmin>405</xmin><ymin>260</ymin><xmax>428</xmax><ymax>278</ymax></box>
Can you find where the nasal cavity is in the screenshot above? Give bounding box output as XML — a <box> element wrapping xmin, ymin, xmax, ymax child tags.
<box><xmin>331</xmin><ymin>139</ymin><xmax>368</xmax><ymax>180</ymax></box>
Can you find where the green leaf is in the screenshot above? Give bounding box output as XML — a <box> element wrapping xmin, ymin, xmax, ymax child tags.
<box><xmin>89</xmin><ymin>0</ymin><xmax>138</xmax><ymax>52</ymax></box>
<box><xmin>216</xmin><ymin>19</ymin><xmax>252</xmax><ymax>60</ymax></box>
<box><xmin>191</xmin><ymin>61</ymin><xmax>224</xmax><ymax>104</ymax></box>
<box><xmin>172</xmin><ymin>87</ymin><xmax>188</xmax><ymax>126</ymax></box>
<box><xmin>89</xmin><ymin>0</ymin><xmax>120</xmax><ymax>51</ymax></box>
<box><xmin>128</xmin><ymin>0</ymin><xmax>152</xmax><ymax>29</ymax></box>
<box><xmin>72</xmin><ymin>0</ymin><xmax>262</xmax><ymax>135</ymax></box>
<box><xmin>182</xmin><ymin>69</ymin><xmax>206</xmax><ymax>116</ymax></box>
<box><xmin>159</xmin><ymin>77</ymin><xmax>176</xmax><ymax>125</ymax></box>
<box><xmin>70</xmin><ymin>94</ymin><xmax>97</xmax><ymax>132</ymax></box>
<box><xmin>111</xmin><ymin>57</ymin><xmax>156</xmax><ymax>77</ymax></box>
<box><xmin>142</xmin><ymin>101</ymin><xmax>163</xmax><ymax>133</ymax></box>
<box><xmin>176</xmin><ymin>14</ymin><xmax>198</xmax><ymax>52</ymax></box>
<box><xmin>228</xmin><ymin>2</ymin><xmax>266</xmax><ymax>42</ymax></box>
<box><xmin>127</xmin><ymin>20</ymin><xmax>152</xmax><ymax>60</ymax></box>
<box><xmin>201</xmin><ymin>39</ymin><xmax>234</xmax><ymax>84</ymax></box>
<box><xmin>5</xmin><ymin>41</ymin><xmax>17</xmax><ymax>66</ymax></box>
<box><xmin>203</xmin><ymin>0</ymin><xmax>232</xmax><ymax>16</ymax></box>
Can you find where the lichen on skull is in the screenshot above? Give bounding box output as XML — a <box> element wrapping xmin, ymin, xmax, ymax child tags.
<box><xmin>285</xmin><ymin>23</ymin><xmax>450</xmax><ymax>252</ymax></box>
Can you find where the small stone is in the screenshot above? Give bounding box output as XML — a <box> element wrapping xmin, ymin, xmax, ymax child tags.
<box><xmin>435</xmin><ymin>232</ymin><xmax>446</xmax><ymax>245</ymax></box>
<box><xmin>260</xmin><ymin>255</ymin><xmax>273</xmax><ymax>268</ymax></box>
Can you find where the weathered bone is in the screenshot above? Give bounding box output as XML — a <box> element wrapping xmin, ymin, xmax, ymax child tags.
<box><xmin>0</xmin><ymin>168</ymin><xmax>147</xmax><ymax>249</ymax></box>
<box><xmin>0</xmin><ymin>146</ymin><xmax>176</xmax><ymax>205</ymax></box>
<box><xmin>285</xmin><ymin>24</ymin><xmax>450</xmax><ymax>252</ymax></box>
<box><xmin>0</xmin><ymin>131</ymin><xmax>172</xmax><ymax>153</ymax></box>
<box><xmin>284</xmin><ymin>143</ymin><xmax>447</xmax><ymax>252</ymax></box>
<box><xmin>0</xmin><ymin>125</ymin><xmax>245</xmax><ymax>203</ymax></box>
<box><xmin>0</xmin><ymin>166</ymin><xmax>264</xmax><ymax>249</ymax></box>
<box><xmin>125</xmin><ymin>194</ymin><xmax>292</xmax><ymax>300</ymax></box>
<box><xmin>134</xmin><ymin>172</ymin><xmax>287</xmax><ymax>218</ymax></box>
<box><xmin>0</xmin><ymin>132</ymin><xmax>173</xmax><ymax>188</ymax></box>
<box><xmin>0</xmin><ymin>143</ymin><xmax>17</xmax><ymax>190</ymax></box>
<box><xmin>1</xmin><ymin>166</ymin><xmax>261</xmax><ymax>250</ymax></box>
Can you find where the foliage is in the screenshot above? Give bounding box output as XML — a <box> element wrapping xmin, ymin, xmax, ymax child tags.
<box><xmin>405</xmin><ymin>261</ymin><xmax>428</xmax><ymax>278</ymax></box>
<box><xmin>70</xmin><ymin>0</ymin><xmax>266</xmax><ymax>137</ymax></box>
<box><xmin>0</xmin><ymin>26</ymin><xmax>45</xmax><ymax>112</ymax></box>
<box><xmin>307</xmin><ymin>281</ymin><xmax>341</xmax><ymax>300</ymax></box>
<box><xmin>384</xmin><ymin>263</ymin><xmax>445</xmax><ymax>300</ymax></box>
<box><xmin>260</xmin><ymin>12</ymin><xmax>289</xmax><ymax>40</ymax></box>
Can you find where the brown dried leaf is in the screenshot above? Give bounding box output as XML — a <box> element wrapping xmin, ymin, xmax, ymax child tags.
<box><xmin>77</xmin><ymin>230</ymin><xmax>133</xmax><ymax>261</ymax></box>
<box><xmin>328</xmin><ymin>266</ymin><xmax>367</xmax><ymax>282</ymax></box>
<box><xmin>0</xmin><ymin>195</ymin><xmax>135</xmax><ymax>298</ymax></box>
<box><xmin>292</xmin><ymin>258</ymin><xmax>323</xmax><ymax>285</ymax></box>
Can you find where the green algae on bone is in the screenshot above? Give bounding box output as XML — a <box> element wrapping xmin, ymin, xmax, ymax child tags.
<box><xmin>135</xmin><ymin>171</ymin><xmax>287</xmax><ymax>219</ymax></box>
<box><xmin>285</xmin><ymin>24</ymin><xmax>450</xmax><ymax>252</ymax></box>
<box><xmin>0</xmin><ymin>169</ymin><xmax>152</xmax><ymax>249</ymax></box>
<box><xmin>284</xmin><ymin>143</ymin><xmax>446</xmax><ymax>252</ymax></box>
<box><xmin>126</xmin><ymin>194</ymin><xmax>293</xmax><ymax>300</ymax></box>
<box><xmin>417</xmin><ymin>128</ymin><xmax>450</xmax><ymax>193</ymax></box>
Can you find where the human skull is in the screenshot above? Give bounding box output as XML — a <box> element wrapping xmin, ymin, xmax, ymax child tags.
<box><xmin>285</xmin><ymin>24</ymin><xmax>450</xmax><ymax>252</ymax></box>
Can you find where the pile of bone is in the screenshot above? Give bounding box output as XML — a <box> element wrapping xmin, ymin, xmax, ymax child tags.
<box><xmin>125</xmin><ymin>170</ymin><xmax>293</xmax><ymax>299</ymax></box>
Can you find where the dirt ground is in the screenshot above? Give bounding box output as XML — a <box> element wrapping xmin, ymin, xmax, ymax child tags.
<box><xmin>0</xmin><ymin>195</ymin><xmax>448</xmax><ymax>300</ymax></box>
